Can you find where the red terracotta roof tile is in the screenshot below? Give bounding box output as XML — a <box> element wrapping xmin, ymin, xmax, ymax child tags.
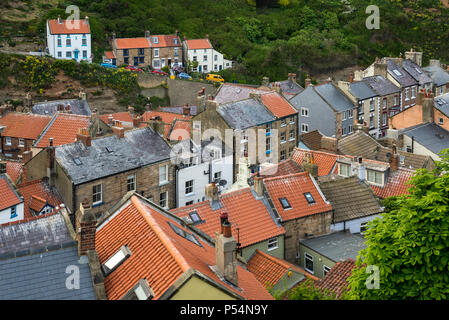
<box><xmin>96</xmin><ymin>195</ymin><xmax>273</xmax><ymax>300</ymax></box>
<box><xmin>171</xmin><ymin>188</ymin><xmax>285</xmax><ymax>249</ymax></box>
<box><xmin>260</xmin><ymin>92</ymin><xmax>297</xmax><ymax>118</ymax></box>
<box><xmin>115</xmin><ymin>38</ymin><xmax>150</xmax><ymax>49</ymax></box>
<box><xmin>29</xmin><ymin>195</ymin><xmax>47</xmax><ymax>213</ymax></box>
<box><xmin>370</xmin><ymin>167</ymin><xmax>415</xmax><ymax>199</ymax></box>
<box><xmin>4</xmin><ymin>161</ymin><xmax>23</xmax><ymax>184</ymax></box>
<box><xmin>247</xmin><ymin>250</ymin><xmax>318</xmax><ymax>289</ymax></box>
<box><xmin>0</xmin><ymin>176</ymin><xmax>22</xmax><ymax>211</ymax></box>
<box><xmin>0</xmin><ymin>113</ymin><xmax>52</xmax><ymax>140</ymax></box>
<box><xmin>292</xmin><ymin>148</ymin><xmax>340</xmax><ymax>176</ymax></box>
<box><xmin>253</xmin><ymin>158</ymin><xmax>302</xmax><ymax>178</ymax></box>
<box><xmin>150</xmin><ymin>35</ymin><xmax>181</xmax><ymax>48</ymax></box>
<box><xmin>34</xmin><ymin>113</ymin><xmax>91</xmax><ymax>148</ymax></box>
<box><xmin>104</xmin><ymin>51</ymin><xmax>116</xmax><ymax>59</ymax></box>
<box><xmin>315</xmin><ymin>259</ymin><xmax>356</xmax><ymax>298</ymax></box>
<box><xmin>185</xmin><ymin>39</ymin><xmax>212</xmax><ymax>50</ymax></box>
<box><xmin>48</xmin><ymin>19</ymin><xmax>90</xmax><ymax>34</ymax></box>
<box><xmin>263</xmin><ymin>172</ymin><xmax>333</xmax><ymax>222</ymax></box>
<box><xmin>142</xmin><ymin>111</ymin><xmax>191</xmax><ymax>124</ymax></box>
<box><xmin>99</xmin><ymin>112</ymin><xmax>134</xmax><ymax>127</ymax></box>
<box><xmin>168</xmin><ymin>120</ymin><xmax>191</xmax><ymax>141</ymax></box>
<box><xmin>18</xmin><ymin>179</ymin><xmax>64</xmax><ymax>219</ymax></box>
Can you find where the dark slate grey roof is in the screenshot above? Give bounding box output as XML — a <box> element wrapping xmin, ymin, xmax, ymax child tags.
<box><xmin>314</xmin><ymin>82</ymin><xmax>355</xmax><ymax>112</ymax></box>
<box><xmin>215</xmin><ymin>83</ymin><xmax>268</xmax><ymax>104</ymax></box>
<box><xmin>271</xmin><ymin>80</ymin><xmax>304</xmax><ymax>95</ymax></box>
<box><xmin>56</xmin><ymin>127</ymin><xmax>172</xmax><ymax>185</ymax></box>
<box><xmin>161</xmin><ymin>105</ymin><xmax>198</xmax><ymax>116</ymax></box>
<box><xmin>386</xmin><ymin>59</ymin><xmax>418</xmax><ymax>87</ymax></box>
<box><xmin>349</xmin><ymin>81</ymin><xmax>378</xmax><ymax>100</ymax></box>
<box><xmin>0</xmin><ymin>245</ymin><xmax>95</xmax><ymax>300</ymax></box>
<box><xmin>301</xmin><ymin>231</ymin><xmax>366</xmax><ymax>262</ymax></box>
<box><xmin>401</xmin><ymin>122</ymin><xmax>449</xmax><ymax>156</ymax></box>
<box><xmin>434</xmin><ymin>93</ymin><xmax>449</xmax><ymax>118</ymax></box>
<box><xmin>402</xmin><ymin>59</ymin><xmax>432</xmax><ymax>86</ymax></box>
<box><xmin>423</xmin><ymin>65</ymin><xmax>449</xmax><ymax>87</ymax></box>
<box><xmin>290</xmin><ymin>86</ymin><xmax>328</xmax><ymax>112</ymax></box>
<box><xmin>32</xmin><ymin>99</ymin><xmax>91</xmax><ymax>116</ymax></box>
<box><xmin>0</xmin><ymin>213</ymin><xmax>73</xmax><ymax>255</ymax></box>
<box><xmin>363</xmin><ymin>75</ymin><xmax>400</xmax><ymax>96</ymax></box>
<box><xmin>217</xmin><ymin>98</ymin><xmax>276</xmax><ymax>130</ymax></box>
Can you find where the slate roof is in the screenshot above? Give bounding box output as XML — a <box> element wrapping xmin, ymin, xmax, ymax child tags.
<box><xmin>301</xmin><ymin>231</ymin><xmax>366</xmax><ymax>262</ymax></box>
<box><xmin>34</xmin><ymin>113</ymin><xmax>91</xmax><ymax>148</ymax></box>
<box><xmin>270</xmin><ymin>80</ymin><xmax>303</xmax><ymax>97</ymax></box>
<box><xmin>246</xmin><ymin>250</ymin><xmax>317</xmax><ymax>289</ymax></box>
<box><xmin>47</xmin><ymin>19</ymin><xmax>90</xmax><ymax>34</ymax></box>
<box><xmin>214</xmin><ymin>83</ymin><xmax>268</xmax><ymax>104</ymax></box>
<box><xmin>0</xmin><ymin>175</ymin><xmax>22</xmax><ymax>211</ymax></box>
<box><xmin>315</xmin><ymin>258</ymin><xmax>356</xmax><ymax>298</ymax></box>
<box><xmin>314</xmin><ymin>82</ymin><xmax>355</xmax><ymax>112</ymax></box>
<box><xmin>55</xmin><ymin>127</ymin><xmax>172</xmax><ymax>185</ymax></box>
<box><xmin>18</xmin><ymin>179</ymin><xmax>64</xmax><ymax>219</ymax></box>
<box><xmin>318</xmin><ymin>176</ymin><xmax>383</xmax><ymax>223</ymax></box>
<box><xmin>434</xmin><ymin>93</ymin><xmax>449</xmax><ymax>118</ymax></box>
<box><xmin>349</xmin><ymin>81</ymin><xmax>378</xmax><ymax>100</ymax></box>
<box><xmin>422</xmin><ymin>65</ymin><xmax>449</xmax><ymax>87</ymax></box>
<box><xmin>218</xmin><ymin>98</ymin><xmax>276</xmax><ymax>130</ymax></box>
<box><xmin>0</xmin><ymin>113</ymin><xmax>52</xmax><ymax>140</ymax></box>
<box><xmin>370</xmin><ymin>167</ymin><xmax>415</xmax><ymax>199</ymax></box>
<box><xmin>338</xmin><ymin>130</ymin><xmax>433</xmax><ymax>170</ymax></box>
<box><xmin>263</xmin><ymin>172</ymin><xmax>333</xmax><ymax>222</ymax></box>
<box><xmin>402</xmin><ymin>59</ymin><xmax>432</xmax><ymax>86</ymax></box>
<box><xmin>96</xmin><ymin>194</ymin><xmax>274</xmax><ymax>300</ymax></box>
<box><xmin>401</xmin><ymin>122</ymin><xmax>449</xmax><ymax>156</ymax></box>
<box><xmin>161</xmin><ymin>105</ymin><xmax>198</xmax><ymax>116</ymax></box>
<box><xmin>171</xmin><ymin>187</ymin><xmax>285</xmax><ymax>249</ymax></box>
<box><xmin>32</xmin><ymin>99</ymin><xmax>91</xmax><ymax>116</ymax></box>
<box><xmin>362</xmin><ymin>75</ymin><xmax>400</xmax><ymax>96</ymax></box>
<box><xmin>386</xmin><ymin>59</ymin><xmax>418</xmax><ymax>87</ymax></box>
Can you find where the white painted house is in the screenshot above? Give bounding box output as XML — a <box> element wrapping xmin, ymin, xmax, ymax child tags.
<box><xmin>172</xmin><ymin>138</ymin><xmax>233</xmax><ymax>207</ymax></box>
<box><xmin>182</xmin><ymin>38</ymin><xmax>232</xmax><ymax>73</ymax></box>
<box><xmin>0</xmin><ymin>174</ymin><xmax>24</xmax><ymax>225</ymax></box>
<box><xmin>46</xmin><ymin>16</ymin><xmax>92</xmax><ymax>63</ymax></box>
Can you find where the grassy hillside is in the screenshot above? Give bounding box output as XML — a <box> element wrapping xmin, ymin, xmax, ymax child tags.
<box><xmin>2</xmin><ymin>0</ymin><xmax>449</xmax><ymax>84</ymax></box>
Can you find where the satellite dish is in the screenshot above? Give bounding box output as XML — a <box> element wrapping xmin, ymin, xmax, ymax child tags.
<box><xmin>218</xmin><ymin>179</ymin><xmax>227</xmax><ymax>187</ymax></box>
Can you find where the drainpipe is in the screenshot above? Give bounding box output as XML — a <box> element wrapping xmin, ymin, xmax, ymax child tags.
<box><xmin>412</xmin><ymin>136</ymin><xmax>414</xmax><ymax>153</ymax></box>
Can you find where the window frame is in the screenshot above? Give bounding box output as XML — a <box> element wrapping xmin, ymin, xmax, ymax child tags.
<box><xmin>185</xmin><ymin>179</ymin><xmax>194</xmax><ymax>195</ymax></box>
<box><xmin>159</xmin><ymin>164</ymin><xmax>168</xmax><ymax>185</ymax></box>
<box><xmin>92</xmin><ymin>184</ymin><xmax>103</xmax><ymax>205</ymax></box>
<box><xmin>267</xmin><ymin>237</ymin><xmax>278</xmax><ymax>251</ymax></box>
<box><xmin>127</xmin><ymin>174</ymin><xmax>136</xmax><ymax>192</ymax></box>
<box><xmin>159</xmin><ymin>191</ymin><xmax>168</xmax><ymax>208</ymax></box>
<box><xmin>304</xmin><ymin>253</ymin><xmax>314</xmax><ymax>274</ymax></box>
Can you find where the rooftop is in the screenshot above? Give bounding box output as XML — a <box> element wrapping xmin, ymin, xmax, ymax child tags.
<box><xmin>422</xmin><ymin>65</ymin><xmax>449</xmax><ymax>87</ymax></box>
<box><xmin>301</xmin><ymin>231</ymin><xmax>366</xmax><ymax>262</ymax></box>
<box><xmin>4</xmin><ymin>160</ymin><xmax>23</xmax><ymax>184</ymax></box>
<box><xmin>34</xmin><ymin>113</ymin><xmax>91</xmax><ymax>148</ymax></box>
<box><xmin>32</xmin><ymin>99</ymin><xmax>91</xmax><ymax>116</ymax></box>
<box><xmin>318</xmin><ymin>176</ymin><xmax>383</xmax><ymax>223</ymax></box>
<box><xmin>401</xmin><ymin>122</ymin><xmax>449</xmax><ymax>156</ymax></box>
<box><xmin>386</xmin><ymin>58</ymin><xmax>418</xmax><ymax>87</ymax></box>
<box><xmin>292</xmin><ymin>148</ymin><xmax>340</xmax><ymax>176</ymax></box>
<box><xmin>47</xmin><ymin>19</ymin><xmax>90</xmax><ymax>35</ymax></box>
<box><xmin>114</xmin><ymin>37</ymin><xmax>151</xmax><ymax>49</ymax></box>
<box><xmin>96</xmin><ymin>194</ymin><xmax>274</xmax><ymax>300</ymax></box>
<box><xmin>259</xmin><ymin>91</ymin><xmax>298</xmax><ymax>118</ymax></box>
<box><xmin>263</xmin><ymin>172</ymin><xmax>332</xmax><ymax>222</ymax></box>
<box><xmin>314</xmin><ymin>82</ymin><xmax>355</xmax><ymax>112</ymax></box>
<box><xmin>370</xmin><ymin>167</ymin><xmax>415</xmax><ymax>199</ymax></box>
<box><xmin>433</xmin><ymin>93</ymin><xmax>449</xmax><ymax>118</ymax></box>
<box><xmin>171</xmin><ymin>187</ymin><xmax>285</xmax><ymax>249</ymax></box>
<box><xmin>214</xmin><ymin>83</ymin><xmax>268</xmax><ymax>105</ymax></box>
<box><xmin>0</xmin><ymin>113</ymin><xmax>51</xmax><ymax>140</ymax></box>
<box><xmin>270</xmin><ymin>79</ymin><xmax>303</xmax><ymax>97</ymax></box>
<box><xmin>362</xmin><ymin>75</ymin><xmax>400</xmax><ymax>96</ymax></box>
<box><xmin>218</xmin><ymin>98</ymin><xmax>276</xmax><ymax>130</ymax></box>
<box><xmin>402</xmin><ymin>59</ymin><xmax>432</xmax><ymax>86</ymax></box>
<box><xmin>99</xmin><ymin>112</ymin><xmax>135</xmax><ymax>128</ymax></box>
<box><xmin>0</xmin><ymin>174</ymin><xmax>22</xmax><ymax>212</ymax></box>
<box><xmin>315</xmin><ymin>258</ymin><xmax>356</xmax><ymax>298</ymax></box>
<box><xmin>149</xmin><ymin>34</ymin><xmax>181</xmax><ymax>48</ymax></box>
<box><xmin>18</xmin><ymin>179</ymin><xmax>64</xmax><ymax>219</ymax></box>
<box><xmin>184</xmin><ymin>38</ymin><xmax>212</xmax><ymax>50</ymax></box>
<box><xmin>55</xmin><ymin>127</ymin><xmax>172</xmax><ymax>185</ymax></box>
<box><xmin>349</xmin><ymin>81</ymin><xmax>378</xmax><ymax>100</ymax></box>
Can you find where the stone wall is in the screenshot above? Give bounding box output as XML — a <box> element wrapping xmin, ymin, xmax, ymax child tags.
<box><xmin>167</xmin><ymin>78</ymin><xmax>216</xmax><ymax>107</ymax></box>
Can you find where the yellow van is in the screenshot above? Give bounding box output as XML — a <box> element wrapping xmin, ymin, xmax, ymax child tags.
<box><xmin>206</xmin><ymin>74</ymin><xmax>224</xmax><ymax>83</ymax></box>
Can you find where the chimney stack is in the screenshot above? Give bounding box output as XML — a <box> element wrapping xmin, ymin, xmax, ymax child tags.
<box><xmin>133</xmin><ymin>116</ymin><xmax>141</xmax><ymax>128</ymax></box>
<box><xmin>305</xmin><ymin>77</ymin><xmax>312</xmax><ymax>88</ymax></box>
<box><xmin>422</xmin><ymin>90</ymin><xmax>434</xmax><ymax>123</ymax></box>
<box><xmin>261</xmin><ymin>77</ymin><xmax>269</xmax><ymax>87</ymax></box>
<box><xmin>112</xmin><ymin>32</ymin><xmax>116</xmax><ymax>40</ymax></box>
<box><xmin>206</xmin><ymin>182</ymin><xmax>219</xmax><ymax>203</ymax></box>
<box><xmin>77</xmin><ymin>128</ymin><xmax>92</xmax><ymax>147</ymax></box>
<box><xmin>76</xmin><ymin>200</ymin><xmax>97</xmax><ymax>256</ymax></box>
<box><xmin>205</xmin><ymin>97</ymin><xmax>218</xmax><ymax>112</ymax></box>
<box><xmin>288</xmin><ymin>73</ymin><xmax>296</xmax><ymax>83</ymax></box>
<box><xmin>111</xmin><ymin>125</ymin><xmax>125</xmax><ymax>139</ymax></box>
<box><xmin>197</xmin><ymin>87</ymin><xmax>206</xmax><ymax>113</ymax></box>
<box><xmin>302</xmin><ymin>152</ymin><xmax>318</xmax><ymax>178</ymax></box>
<box><xmin>349</xmin><ymin>72</ymin><xmax>354</xmax><ymax>83</ymax></box>
<box><xmin>183</xmin><ymin>104</ymin><xmax>190</xmax><ymax>116</ymax></box>
<box><xmin>253</xmin><ymin>175</ymin><xmax>264</xmax><ymax>197</ymax></box>
<box><xmin>47</xmin><ymin>137</ymin><xmax>56</xmax><ymax>186</ymax></box>
<box><xmin>22</xmin><ymin>150</ymin><xmax>32</xmax><ymax>163</ymax></box>
<box><xmin>390</xmin><ymin>144</ymin><xmax>400</xmax><ymax>171</ymax></box>
<box><xmin>215</xmin><ymin>217</ymin><xmax>238</xmax><ymax>286</ymax></box>
<box><xmin>57</xmin><ymin>15</ymin><xmax>62</xmax><ymax>24</ymax></box>
<box><xmin>85</xmin><ymin>16</ymin><xmax>89</xmax><ymax>24</ymax></box>
<box><xmin>145</xmin><ymin>30</ymin><xmax>150</xmax><ymax>38</ymax></box>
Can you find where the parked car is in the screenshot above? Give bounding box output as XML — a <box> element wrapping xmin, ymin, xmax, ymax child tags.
<box><xmin>178</xmin><ymin>72</ymin><xmax>192</xmax><ymax>80</ymax></box>
<box><xmin>100</xmin><ymin>63</ymin><xmax>117</xmax><ymax>69</ymax></box>
<box><xmin>206</xmin><ymin>74</ymin><xmax>224</xmax><ymax>83</ymax></box>
<box><xmin>152</xmin><ymin>69</ymin><xmax>169</xmax><ymax>76</ymax></box>
<box><xmin>125</xmin><ymin>65</ymin><xmax>143</xmax><ymax>72</ymax></box>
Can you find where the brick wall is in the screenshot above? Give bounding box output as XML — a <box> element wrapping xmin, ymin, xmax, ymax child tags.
<box><xmin>1</xmin><ymin>136</ymin><xmax>34</xmax><ymax>159</ymax></box>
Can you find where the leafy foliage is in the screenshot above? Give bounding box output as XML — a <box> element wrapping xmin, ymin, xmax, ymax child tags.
<box><xmin>283</xmin><ymin>279</ymin><xmax>337</xmax><ymax>300</ymax></box>
<box><xmin>347</xmin><ymin>149</ymin><xmax>449</xmax><ymax>299</ymax></box>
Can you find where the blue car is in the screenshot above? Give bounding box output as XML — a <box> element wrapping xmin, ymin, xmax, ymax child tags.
<box><xmin>100</xmin><ymin>63</ymin><xmax>117</xmax><ymax>69</ymax></box>
<box><xmin>178</xmin><ymin>72</ymin><xmax>192</xmax><ymax>80</ymax></box>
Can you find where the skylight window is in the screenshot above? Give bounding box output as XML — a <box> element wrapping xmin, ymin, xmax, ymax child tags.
<box><xmin>415</xmin><ymin>67</ymin><xmax>422</xmax><ymax>74</ymax></box>
<box><xmin>105</xmin><ymin>146</ymin><xmax>113</xmax><ymax>153</ymax></box>
<box><xmin>189</xmin><ymin>210</ymin><xmax>202</xmax><ymax>224</ymax></box>
<box><xmin>393</xmin><ymin>69</ymin><xmax>402</xmax><ymax>76</ymax></box>
<box><xmin>168</xmin><ymin>221</ymin><xmax>202</xmax><ymax>247</ymax></box>
<box><xmin>102</xmin><ymin>245</ymin><xmax>131</xmax><ymax>276</ymax></box>
<box><xmin>279</xmin><ymin>197</ymin><xmax>291</xmax><ymax>209</ymax></box>
<box><xmin>122</xmin><ymin>279</ymin><xmax>154</xmax><ymax>300</ymax></box>
<box><xmin>74</xmin><ymin>158</ymin><xmax>82</xmax><ymax>166</ymax></box>
<box><xmin>304</xmin><ymin>192</ymin><xmax>315</xmax><ymax>204</ymax></box>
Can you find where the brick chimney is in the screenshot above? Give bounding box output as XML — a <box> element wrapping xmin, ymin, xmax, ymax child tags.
<box><xmin>302</xmin><ymin>152</ymin><xmax>318</xmax><ymax>178</ymax></box>
<box><xmin>422</xmin><ymin>90</ymin><xmax>434</xmax><ymax>123</ymax></box>
<box><xmin>390</xmin><ymin>144</ymin><xmax>400</xmax><ymax>171</ymax></box>
<box><xmin>22</xmin><ymin>150</ymin><xmax>32</xmax><ymax>163</ymax></box>
<box><xmin>205</xmin><ymin>97</ymin><xmax>218</xmax><ymax>112</ymax></box>
<box><xmin>47</xmin><ymin>138</ymin><xmax>56</xmax><ymax>187</ymax></box>
<box><xmin>111</xmin><ymin>125</ymin><xmax>125</xmax><ymax>139</ymax></box>
<box><xmin>133</xmin><ymin>116</ymin><xmax>141</xmax><ymax>128</ymax></box>
<box><xmin>373</xmin><ymin>60</ymin><xmax>388</xmax><ymax>78</ymax></box>
<box><xmin>305</xmin><ymin>77</ymin><xmax>312</xmax><ymax>88</ymax></box>
<box><xmin>75</xmin><ymin>200</ymin><xmax>97</xmax><ymax>256</ymax></box>
<box><xmin>205</xmin><ymin>182</ymin><xmax>219</xmax><ymax>203</ymax></box>
<box><xmin>215</xmin><ymin>215</ymin><xmax>238</xmax><ymax>286</ymax></box>
<box><xmin>349</xmin><ymin>72</ymin><xmax>354</xmax><ymax>83</ymax></box>
<box><xmin>183</xmin><ymin>104</ymin><xmax>190</xmax><ymax>116</ymax></box>
<box><xmin>77</xmin><ymin>128</ymin><xmax>92</xmax><ymax>147</ymax></box>
<box><xmin>253</xmin><ymin>175</ymin><xmax>264</xmax><ymax>197</ymax></box>
<box><xmin>288</xmin><ymin>73</ymin><xmax>296</xmax><ymax>83</ymax></box>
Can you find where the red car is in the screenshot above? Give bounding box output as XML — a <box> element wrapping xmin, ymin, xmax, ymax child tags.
<box><xmin>125</xmin><ymin>65</ymin><xmax>143</xmax><ymax>72</ymax></box>
<box><xmin>152</xmin><ymin>69</ymin><xmax>169</xmax><ymax>76</ymax></box>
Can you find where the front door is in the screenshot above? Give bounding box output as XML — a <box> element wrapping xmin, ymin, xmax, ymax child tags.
<box><xmin>74</xmin><ymin>50</ymin><xmax>79</xmax><ymax>60</ymax></box>
<box><xmin>168</xmin><ymin>58</ymin><xmax>171</xmax><ymax>66</ymax></box>
<box><xmin>134</xmin><ymin>57</ymin><xmax>138</xmax><ymax>66</ymax></box>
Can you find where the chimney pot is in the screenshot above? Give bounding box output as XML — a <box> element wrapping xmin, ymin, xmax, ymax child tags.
<box><xmin>222</xmin><ymin>221</ymin><xmax>232</xmax><ymax>238</ymax></box>
<box><xmin>305</xmin><ymin>77</ymin><xmax>312</xmax><ymax>88</ymax></box>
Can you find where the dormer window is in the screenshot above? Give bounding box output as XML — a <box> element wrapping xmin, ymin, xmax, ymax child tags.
<box><xmin>279</xmin><ymin>197</ymin><xmax>291</xmax><ymax>209</ymax></box>
<box><xmin>122</xmin><ymin>279</ymin><xmax>154</xmax><ymax>300</ymax></box>
<box><xmin>152</xmin><ymin>37</ymin><xmax>159</xmax><ymax>44</ymax></box>
<box><xmin>338</xmin><ymin>163</ymin><xmax>351</xmax><ymax>176</ymax></box>
<box><xmin>304</xmin><ymin>192</ymin><xmax>315</xmax><ymax>204</ymax></box>
<box><xmin>366</xmin><ymin>169</ymin><xmax>384</xmax><ymax>186</ymax></box>
<box><xmin>102</xmin><ymin>245</ymin><xmax>132</xmax><ymax>276</ymax></box>
<box><xmin>168</xmin><ymin>221</ymin><xmax>202</xmax><ymax>247</ymax></box>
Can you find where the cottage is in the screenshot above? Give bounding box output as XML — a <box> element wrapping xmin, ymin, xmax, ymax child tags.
<box><xmin>183</xmin><ymin>37</ymin><xmax>232</xmax><ymax>73</ymax></box>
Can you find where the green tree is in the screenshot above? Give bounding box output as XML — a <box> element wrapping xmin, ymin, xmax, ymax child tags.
<box><xmin>347</xmin><ymin>149</ymin><xmax>449</xmax><ymax>299</ymax></box>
